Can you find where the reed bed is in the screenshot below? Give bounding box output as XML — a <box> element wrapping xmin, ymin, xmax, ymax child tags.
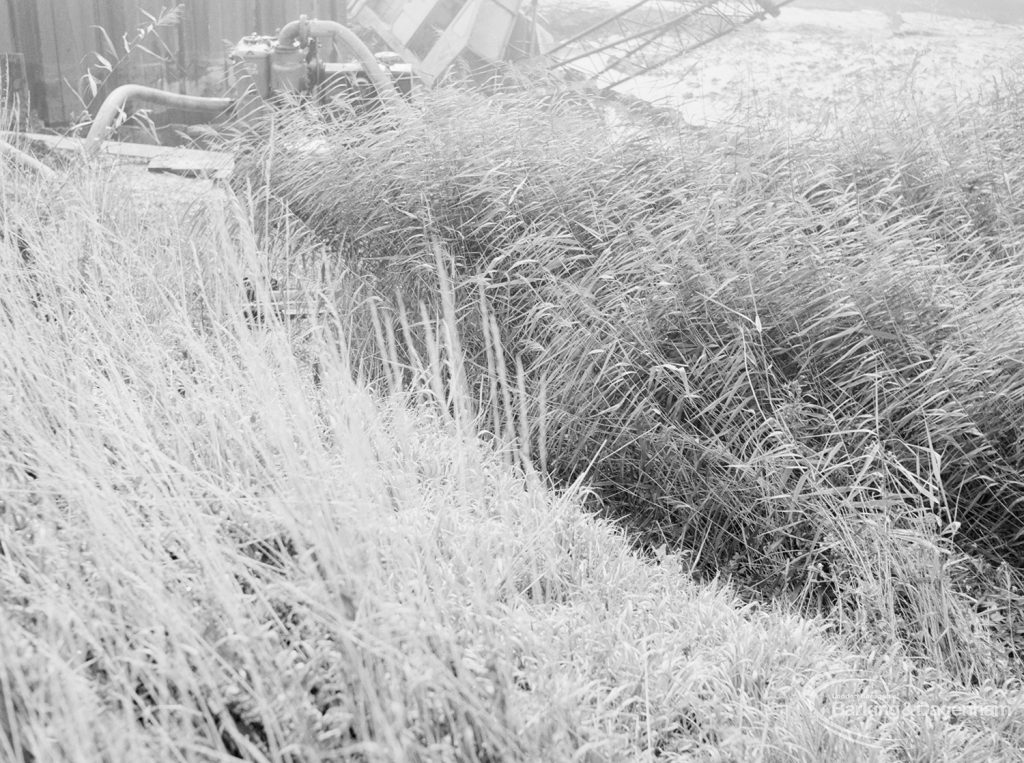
<box><xmin>1</xmin><ymin>74</ymin><xmax>1023</xmax><ymax>760</ymax></box>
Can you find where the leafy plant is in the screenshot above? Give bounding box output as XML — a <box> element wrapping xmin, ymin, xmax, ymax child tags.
<box><xmin>72</xmin><ymin>5</ymin><xmax>186</xmax><ymax>135</ymax></box>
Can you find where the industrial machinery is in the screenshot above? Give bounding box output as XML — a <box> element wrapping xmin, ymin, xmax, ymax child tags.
<box><xmin>226</xmin><ymin>18</ymin><xmax>415</xmax><ymax>113</ymax></box>
<box><xmin>81</xmin><ymin>17</ymin><xmax>411</xmax><ymax>151</ymax></box>
<box><xmin>541</xmin><ymin>0</ymin><xmax>793</xmax><ymax>90</ymax></box>
<box><xmin>0</xmin><ymin>0</ymin><xmax>801</xmax><ymax>365</ymax></box>
<box><xmin>351</xmin><ymin>0</ymin><xmax>794</xmax><ymax>89</ymax></box>
<box><xmin>350</xmin><ymin>0</ymin><xmax>549</xmax><ymax>85</ymax></box>
<box><xmin>0</xmin><ymin>0</ymin><xmax>798</xmax><ymax>358</ymax></box>
<box><xmin>70</xmin><ymin>0</ymin><xmax>794</xmax><ymax>150</ymax></box>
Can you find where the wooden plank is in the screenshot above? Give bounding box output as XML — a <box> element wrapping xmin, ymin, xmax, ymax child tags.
<box><xmin>35</xmin><ymin>0</ymin><xmax>101</xmax><ymax>124</ymax></box>
<box><xmin>277</xmin><ymin>0</ymin><xmax>302</xmax><ymax>26</ymax></box>
<box><xmin>0</xmin><ymin>1</ymin><xmax>16</xmax><ymax>50</ymax></box>
<box><xmin>186</xmin><ymin>0</ymin><xmax>208</xmax><ymax>75</ymax></box>
<box><xmin>4</xmin><ymin>130</ymin><xmax>235</xmax><ymax>178</ymax></box>
<box><xmin>70</xmin><ymin>0</ymin><xmax>97</xmax><ymax>111</ymax></box>
<box><xmin>1</xmin><ymin>53</ymin><xmax>30</xmax><ymax>125</ymax></box>
<box><xmin>88</xmin><ymin>0</ymin><xmax>128</xmax><ymax>105</ymax></box>
<box><xmin>146</xmin><ymin>147</ymin><xmax>234</xmax><ymax>179</ymax></box>
<box><xmin>34</xmin><ymin>0</ymin><xmax>70</xmax><ymax>122</ymax></box>
<box><xmin>119</xmin><ymin>0</ymin><xmax>148</xmax><ymax>91</ymax></box>
<box><xmin>9</xmin><ymin>0</ymin><xmax>50</xmax><ymax>122</ymax></box>
<box><xmin>196</xmin><ymin>0</ymin><xmax>225</xmax><ymax>74</ymax></box>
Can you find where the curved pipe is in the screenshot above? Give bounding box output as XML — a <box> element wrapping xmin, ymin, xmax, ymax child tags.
<box><xmin>85</xmin><ymin>85</ymin><xmax>234</xmax><ymax>154</ymax></box>
<box><xmin>0</xmin><ymin>138</ymin><xmax>58</xmax><ymax>180</ymax></box>
<box><xmin>276</xmin><ymin>18</ymin><xmax>407</xmax><ymax>111</ymax></box>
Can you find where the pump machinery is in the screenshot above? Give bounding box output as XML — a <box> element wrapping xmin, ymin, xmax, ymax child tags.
<box><xmin>66</xmin><ymin>0</ymin><xmax>792</xmax><ymax>151</ymax></box>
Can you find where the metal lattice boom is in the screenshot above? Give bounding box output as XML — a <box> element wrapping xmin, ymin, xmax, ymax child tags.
<box><xmin>546</xmin><ymin>0</ymin><xmax>795</xmax><ymax>89</ymax></box>
<box><xmin>348</xmin><ymin>0</ymin><xmax>792</xmax><ymax>88</ymax></box>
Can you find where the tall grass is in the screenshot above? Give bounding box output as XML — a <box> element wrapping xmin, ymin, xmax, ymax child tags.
<box><xmin>2</xmin><ymin>146</ymin><xmax>1023</xmax><ymax>762</ymax></box>
<box><xmin>3</xmin><ymin>77</ymin><xmax>1024</xmax><ymax>759</ymax></box>
<box><xmin>232</xmin><ymin>77</ymin><xmax>1024</xmax><ymax>685</ymax></box>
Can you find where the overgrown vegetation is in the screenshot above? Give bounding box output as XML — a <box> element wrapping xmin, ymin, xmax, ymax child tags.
<box><xmin>236</xmin><ymin>76</ymin><xmax>1024</xmax><ymax>678</ymax></box>
<box><xmin>3</xmin><ymin>68</ymin><xmax>1024</xmax><ymax>760</ymax></box>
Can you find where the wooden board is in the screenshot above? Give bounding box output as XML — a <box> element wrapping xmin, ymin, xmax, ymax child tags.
<box><xmin>146</xmin><ymin>146</ymin><xmax>234</xmax><ymax>179</ymax></box>
<box><xmin>3</xmin><ymin>130</ymin><xmax>234</xmax><ymax>178</ymax></box>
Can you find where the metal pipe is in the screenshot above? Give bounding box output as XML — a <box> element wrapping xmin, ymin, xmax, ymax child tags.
<box><xmin>276</xmin><ymin>18</ymin><xmax>405</xmax><ymax>110</ymax></box>
<box><xmin>0</xmin><ymin>138</ymin><xmax>57</xmax><ymax>180</ymax></box>
<box><xmin>85</xmin><ymin>85</ymin><xmax>233</xmax><ymax>153</ymax></box>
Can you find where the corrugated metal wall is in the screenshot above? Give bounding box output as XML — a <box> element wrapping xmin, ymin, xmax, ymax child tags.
<box><xmin>1</xmin><ymin>0</ymin><xmax>350</xmax><ymax>125</ymax></box>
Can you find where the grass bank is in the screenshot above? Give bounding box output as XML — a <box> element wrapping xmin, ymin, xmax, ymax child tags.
<box><xmin>234</xmin><ymin>76</ymin><xmax>1024</xmax><ymax>683</ymax></box>
<box><xmin>1</xmin><ymin>73</ymin><xmax>1024</xmax><ymax>760</ymax></box>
